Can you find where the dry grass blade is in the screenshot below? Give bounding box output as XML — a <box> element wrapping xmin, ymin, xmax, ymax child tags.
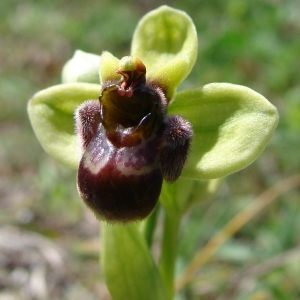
<box><xmin>175</xmin><ymin>174</ymin><xmax>300</xmax><ymax>292</ymax></box>
<box><xmin>218</xmin><ymin>245</ymin><xmax>300</xmax><ymax>300</ymax></box>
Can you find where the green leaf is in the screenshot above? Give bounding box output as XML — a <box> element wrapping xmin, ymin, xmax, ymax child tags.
<box><xmin>28</xmin><ymin>83</ymin><xmax>101</xmax><ymax>168</ymax></box>
<box><xmin>62</xmin><ymin>50</ymin><xmax>101</xmax><ymax>84</ymax></box>
<box><xmin>169</xmin><ymin>83</ymin><xmax>279</xmax><ymax>179</ymax></box>
<box><xmin>131</xmin><ymin>5</ymin><xmax>198</xmax><ymax>101</ymax></box>
<box><xmin>101</xmin><ymin>223</ymin><xmax>168</xmax><ymax>300</ymax></box>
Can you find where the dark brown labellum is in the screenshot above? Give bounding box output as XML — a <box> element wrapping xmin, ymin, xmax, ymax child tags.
<box><xmin>75</xmin><ymin>56</ymin><xmax>193</xmax><ymax>223</ymax></box>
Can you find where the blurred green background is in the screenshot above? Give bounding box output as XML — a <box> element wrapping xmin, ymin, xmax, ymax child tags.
<box><xmin>0</xmin><ymin>0</ymin><xmax>299</xmax><ymax>299</ymax></box>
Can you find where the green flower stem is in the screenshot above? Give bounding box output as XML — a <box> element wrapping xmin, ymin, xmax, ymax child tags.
<box><xmin>142</xmin><ymin>204</ymin><xmax>160</xmax><ymax>247</ymax></box>
<box><xmin>159</xmin><ymin>211</ymin><xmax>181</xmax><ymax>300</ymax></box>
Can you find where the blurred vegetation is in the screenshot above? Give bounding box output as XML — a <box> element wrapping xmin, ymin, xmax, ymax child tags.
<box><xmin>0</xmin><ymin>0</ymin><xmax>299</xmax><ymax>299</ymax></box>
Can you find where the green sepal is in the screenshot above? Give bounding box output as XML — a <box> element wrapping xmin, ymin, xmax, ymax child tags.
<box><xmin>27</xmin><ymin>83</ymin><xmax>101</xmax><ymax>168</ymax></box>
<box><xmin>101</xmin><ymin>223</ymin><xmax>168</xmax><ymax>300</ymax></box>
<box><xmin>169</xmin><ymin>83</ymin><xmax>279</xmax><ymax>179</ymax></box>
<box><xmin>131</xmin><ymin>5</ymin><xmax>198</xmax><ymax>101</ymax></box>
<box><xmin>62</xmin><ymin>50</ymin><xmax>101</xmax><ymax>84</ymax></box>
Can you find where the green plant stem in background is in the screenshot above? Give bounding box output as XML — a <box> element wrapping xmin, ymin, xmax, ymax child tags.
<box><xmin>142</xmin><ymin>204</ymin><xmax>160</xmax><ymax>247</ymax></box>
<box><xmin>159</xmin><ymin>211</ymin><xmax>181</xmax><ymax>300</ymax></box>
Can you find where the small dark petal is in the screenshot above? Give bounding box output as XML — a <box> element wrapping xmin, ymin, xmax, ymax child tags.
<box><xmin>160</xmin><ymin>115</ymin><xmax>193</xmax><ymax>182</ymax></box>
<box><xmin>75</xmin><ymin>100</ymin><xmax>101</xmax><ymax>151</ymax></box>
<box><xmin>162</xmin><ymin>115</ymin><xmax>193</xmax><ymax>148</ymax></box>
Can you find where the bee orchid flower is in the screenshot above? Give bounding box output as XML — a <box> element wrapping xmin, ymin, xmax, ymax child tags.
<box><xmin>28</xmin><ymin>6</ymin><xmax>278</xmax><ymax>222</ymax></box>
<box><xmin>28</xmin><ymin>6</ymin><xmax>279</xmax><ymax>300</ymax></box>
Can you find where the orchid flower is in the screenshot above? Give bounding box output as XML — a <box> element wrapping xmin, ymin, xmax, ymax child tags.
<box><xmin>28</xmin><ymin>6</ymin><xmax>278</xmax><ymax>299</ymax></box>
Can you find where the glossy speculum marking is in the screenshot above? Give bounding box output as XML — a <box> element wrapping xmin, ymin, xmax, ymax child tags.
<box><xmin>75</xmin><ymin>56</ymin><xmax>193</xmax><ymax>223</ymax></box>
